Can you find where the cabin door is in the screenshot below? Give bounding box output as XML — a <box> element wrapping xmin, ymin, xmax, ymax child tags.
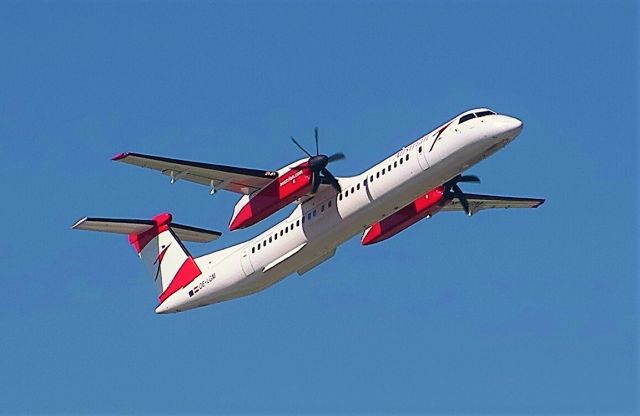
<box><xmin>240</xmin><ymin>248</ymin><xmax>255</xmax><ymax>276</ymax></box>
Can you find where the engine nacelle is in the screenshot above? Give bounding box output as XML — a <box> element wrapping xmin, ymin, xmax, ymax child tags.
<box><xmin>229</xmin><ymin>161</ymin><xmax>313</xmax><ymax>230</ymax></box>
<box><xmin>361</xmin><ymin>186</ymin><xmax>446</xmax><ymax>245</ymax></box>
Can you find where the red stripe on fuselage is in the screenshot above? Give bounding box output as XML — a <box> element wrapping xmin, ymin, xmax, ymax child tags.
<box><xmin>429</xmin><ymin>121</ymin><xmax>453</xmax><ymax>152</ymax></box>
<box><xmin>436</xmin><ymin>121</ymin><xmax>452</xmax><ymax>139</ymax></box>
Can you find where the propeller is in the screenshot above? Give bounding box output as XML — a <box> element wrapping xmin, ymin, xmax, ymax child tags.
<box><xmin>291</xmin><ymin>127</ymin><xmax>345</xmax><ymax>195</ymax></box>
<box><xmin>443</xmin><ymin>174</ymin><xmax>480</xmax><ymax>216</ymax></box>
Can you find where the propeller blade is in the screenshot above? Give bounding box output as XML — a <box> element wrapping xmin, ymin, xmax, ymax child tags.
<box><xmin>327</xmin><ymin>152</ymin><xmax>346</xmax><ymax>163</ymax></box>
<box><xmin>310</xmin><ymin>172</ymin><xmax>322</xmax><ymax>195</ymax></box>
<box><xmin>452</xmin><ymin>184</ymin><xmax>471</xmax><ymax>216</ymax></box>
<box><xmin>457</xmin><ymin>175</ymin><xmax>480</xmax><ymax>183</ymax></box>
<box><xmin>321</xmin><ymin>168</ymin><xmax>341</xmax><ymax>193</ymax></box>
<box><xmin>291</xmin><ymin>136</ymin><xmax>312</xmax><ymax>158</ymax></box>
<box><xmin>290</xmin><ymin>127</ymin><xmax>342</xmax><ymax>195</ymax></box>
<box><xmin>444</xmin><ymin>174</ymin><xmax>480</xmax><ymax>188</ymax></box>
<box><xmin>444</xmin><ymin>174</ymin><xmax>461</xmax><ymax>188</ymax></box>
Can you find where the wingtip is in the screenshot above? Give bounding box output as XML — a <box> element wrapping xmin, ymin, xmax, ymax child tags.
<box><xmin>112</xmin><ymin>152</ymin><xmax>129</xmax><ymax>161</ymax></box>
<box><xmin>71</xmin><ymin>217</ymin><xmax>88</xmax><ymax>229</ymax></box>
<box><xmin>534</xmin><ymin>199</ymin><xmax>546</xmax><ymax>208</ymax></box>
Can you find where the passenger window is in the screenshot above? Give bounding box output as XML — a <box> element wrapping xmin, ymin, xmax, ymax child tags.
<box><xmin>382</xmin><ymin>168</ymin><xmax>386</xmax><ymax>175</ymax></box>
<box><xmin>364</xmin><ymin>179</ymin><xmax>367</xmax><ymax>186</ymax></box>
<box><xmin>388</xmin><ymin>164</ymin><xmax>391</xmax><ymax>171</ymax></box>
<box><xmin>252</xmin><ymin>247</ymin><xmax>255</xmax><ymax>253</ymax></box>
<box><xmin>269</xmin><ymin>236</ymin><xmax>272</xmax><ymax>243</ymax></box>
<box><xmin>394</xmin><ymin>161</ymin><xmax>398</xmax><ymax>168</ymax></box>
<box><xmin>296</xmin><ymin>220</ymin><xmax>300</xmax><ymax>226</ymax></box>
<box><xmin>328</xmin><ymin>200</ymin><xmax>332</xmax><ymax>207</ymax></box>
<box><xmin>339</xmin><ymin>193</ymin><xmax>343</xmax><ymax>200</ymax></box>
<box><xmin>301</xmin><ymin>216</ymin><xmax>305</xmax><ymax>224</ymax></box>
<box><xmin>357</xmin><ymin>183</ymin><xmax>360</xmax><ymax>191</ymax></box>
<box><xmin>418</xmin><ymin>146</ymin><xmax>422</xmax><ymax>153</ymax></box>
<box><xmin>376</xmin><ymin>172</ymin><xmax>380</xmax><ymax>178</ymax></box>
<box><xmin>351</xmin><ymin>187</ymin><xmax>355</xmax><ymax>193</ymax></box>
<box><xmin>258</xmin><ymin>243</ymin><xmax>261</xmax><ymax>249</ymax></box>
<box><xmin>321</xmin><ymin>205</ymin><xmax>325</xmax><ymax>212</ymax></box>
<box><xmin>280</xmin><ymin>230</ymin><xmax>284</xmax><ymax>236</ymax></box>
<box><xmin>274</xmin><ymin>233</ymin><xmax>278</xmax><ymax>240</ymax></box>
<box><xmin>399</xmin><ymin>158</ymin><xmax>403</xmax><ymax>165</ymax></box>
<box><xmin>405</xmin><ymin>154</ymin><xmax>409</xmax><ymax>161</ymax></box>
<box><xmin>370</xmin><ymin>175</ymin><xmax>374</xmax><ymax>182</ymax></box>
<box><xmin>285</xmin><ymin>227</ymin><xmax>288</xmax><ymax>234</ymax></box>
<box><xmin>345</xmin><ymin>190</ymin><xmax>349</xmax><ymax>197</ymax></box>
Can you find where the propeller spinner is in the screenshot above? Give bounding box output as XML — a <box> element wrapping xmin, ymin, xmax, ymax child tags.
<box><xmin>291</xmin><ymin>127</ymin><xmax>345</xmax><ymax>195</ymax></box>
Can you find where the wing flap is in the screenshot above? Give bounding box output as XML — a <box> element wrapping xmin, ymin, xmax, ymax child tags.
<box><xmin>71</xmin><ymin>217</ymin><xmax>221</xmax><ymax>243</ymax></box>
<box><xmin>441</xmin><ymin>193</ymin><xmax>545</xmax><ymax>215</ymax></box>
<box><xmin>113</xmin><ymin>152</ymin><xmax>278</xmax><ymax>195</ymax></box>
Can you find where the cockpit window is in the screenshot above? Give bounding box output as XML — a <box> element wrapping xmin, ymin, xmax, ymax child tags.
<box><xmin>475</xmin><ymin>110</ymin><xmax>496</xmax><ymax>118</ymax></box>
<box><xmin>459</xmin><ymin>113</ymin><xmax>476</xmax><ymax>124</ymax></box>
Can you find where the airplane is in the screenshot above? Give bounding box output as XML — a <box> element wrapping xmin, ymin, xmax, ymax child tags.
<box><xmin>72</xmin><ymin>108</ymin><xmax>544</xmax><ymax>314</ymax></box>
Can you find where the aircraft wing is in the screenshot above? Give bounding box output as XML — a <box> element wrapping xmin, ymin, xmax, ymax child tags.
<box><xmin>112</xmin><ymin>152</ymin><xmax>279</xmax><ymax>195</ymax></box>
<box><xmin>441</xmin><ymin>193</ymin><xmax>545</xmax><ymax>215</ymax></box>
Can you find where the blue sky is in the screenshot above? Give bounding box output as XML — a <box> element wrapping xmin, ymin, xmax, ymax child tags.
<box><xmin>0</xmin><ymin>0</ymin><xmax>637</xmax><ymax>414</ymax></box>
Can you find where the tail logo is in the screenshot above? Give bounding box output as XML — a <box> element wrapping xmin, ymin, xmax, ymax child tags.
<box><xmin>153</xmin><ymin>243</ymin><xmax>172</xmax><ymax>281</ymax></box>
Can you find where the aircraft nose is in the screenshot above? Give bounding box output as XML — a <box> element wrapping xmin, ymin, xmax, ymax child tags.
<box><xmin>494</xmin><ymin>115</ymin><xmax>523</xmax><ymax>139</ymax></box>
<box><xmin>500</xmin><ymin>116</ymin><xmax>523</xmax><ymax>137</ymax></box>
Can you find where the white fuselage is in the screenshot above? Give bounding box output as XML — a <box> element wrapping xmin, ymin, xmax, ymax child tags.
<box><xmin>156</xmin><ymin>109</ymin><xmax>523</xmax><ymax>313</ymax></box>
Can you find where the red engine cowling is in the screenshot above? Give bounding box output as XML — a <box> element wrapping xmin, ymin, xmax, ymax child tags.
<box><xmin>229</xmin><ymin>162</ymin><xmax>313</xmax><ymax>230</ymax></box>
<box><xmin>361</xmin><ymin>186</ymin><xmax>446</xmax><ymax>245</ymax></box>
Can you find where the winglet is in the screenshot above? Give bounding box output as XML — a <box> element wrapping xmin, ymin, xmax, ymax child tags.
<box><xmin>112</xmin><ymin>152</ymin><xmax>129</xmax><ymax>161</ymax></box>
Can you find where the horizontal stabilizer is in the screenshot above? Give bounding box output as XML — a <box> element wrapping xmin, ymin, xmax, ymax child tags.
<box><xmin>71</xmin><ymin>216</ymin><xmax>221</xmax><ymax>243</ymax></box>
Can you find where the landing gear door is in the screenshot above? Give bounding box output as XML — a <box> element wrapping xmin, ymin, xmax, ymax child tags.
<box><xmin>240</xmin><ymin>247</ymin><xmax>255</xmax><ymax>276</ymax></box>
